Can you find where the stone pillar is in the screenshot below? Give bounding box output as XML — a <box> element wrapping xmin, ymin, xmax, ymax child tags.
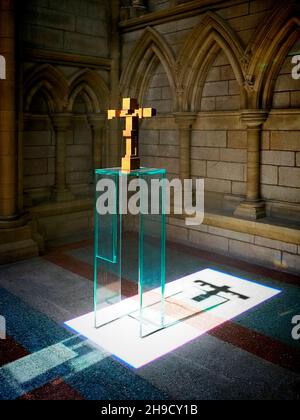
<box><xmin>0</xmin><ymin>0</ymin><xmax>40</xmax><ymax>263</ymax></box>
<box><xmin>121</xmin><ymin>0</ymin><xmax>147</xmax><ymax>19</ymax></box>
<box><xmin>174</xmin><ymin>113</ymin><xmax>197</xmax><ymax>182</ymax></box>
<box><xmin>0</xmin><ymin>0</ymin><xmax>17</xmax><ymax>220</ymax></box>
<box><xmin>51</xmin><ymin>114</ymin><xmax>74</xmax><ymax>202</ymax></box>
<box><xmin>234</xmin><ymin>110</ymin><xmax>268</xmax><ymax>220</ymax></box>
<box><xmin>131</xmin><ymin>0</ymin><xmax>147</xmax><ymax>15</ymax></box>
<box><xmin>88</xmin><ymin>114</ymin><xmax>106</xmax><ymax>170</ymax></box>
<box><xmin>109</xmin><ymin>0</ymin><xmax>122</xmax><ymax>168</ymax></box>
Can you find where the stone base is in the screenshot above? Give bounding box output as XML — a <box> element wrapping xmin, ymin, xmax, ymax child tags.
<box><xmin>0</xmin><ymin>219</ymin><xmax>41</xmax><ymax>265</ymax></box>
<box><xmin>29</xmin><ymin>197</ymin><xmax>93</xmax><ymax>246</ymax></box>
<box><xmin>24</xmin><ymin>188</ymin><xmax>52</xmax><ymax>206</ymax></box>
<box><xmin>52</xmin><ymin>187</ymin><xmax>75</xmax><ymax>203</ymax></box>
<box><xmin>234</xmin><ymin>201</ymin><xmax>266</xmax><ymax>220</ymax></box>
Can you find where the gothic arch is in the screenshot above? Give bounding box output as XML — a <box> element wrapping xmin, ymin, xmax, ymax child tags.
<box><xmin>177</xmin><ymin>12</ymin><xmax>246</xmax><ymax>112</ymax></box>
<box><xmin>24</xmin><ymin>64</ymin><xmax>68</xmax><ymax>113</ymax></box>
<box><xmin>245</xmin><ymin>2</ymin><xmax>300</xmax><ymax>109</ymax></box>
<box><xmin>120</xmin><ymin>27</ymin><xmax>177</xmax><ymax>109</ymax></box>
<box><xmin>67</xmin><ymin>69</ymin><xmax>109</xmax><ymax>114</ymax></box>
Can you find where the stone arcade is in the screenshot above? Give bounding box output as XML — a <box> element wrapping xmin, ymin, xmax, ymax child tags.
<box><xmin>0</xmin><ymin>0</ymin><xmax>299</xmax><ymax>401</ymax></box>
<box><xmin>0</xmin><ymin>0</ymin><xmax>299</xmax><ymax>274</ymax></box>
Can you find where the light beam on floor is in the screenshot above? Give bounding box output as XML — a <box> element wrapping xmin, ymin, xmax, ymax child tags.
<box><xmin>65</xmin><ymin>269</ymin><xmax>281</xmax><ymax>369</ymax></box>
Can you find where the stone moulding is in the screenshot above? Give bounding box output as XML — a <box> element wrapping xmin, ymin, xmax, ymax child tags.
<box><xmin>244</xmin><ymin>2</ymin><xmax>300</xmax><ymax>109</ymax></box>
<box><xmin>25</xmin><ymin>48</ymin><xmax>112</xmax><ymax>70</ymax></box>
<box><xmin>24</xmin><ymin>64</ymin><xmax>110</xmax><ymax>114</ymax></box>
<box><xmin>172</xmin><ymin>212</ymin><xmax>300</xmax><ymax>246</ymax></box>
<box><xmin>120</xmin><ymin>2</ymin><xmax>300</xmax><ymax>113</ymax></box>
<box><xmin>120</xmin><ymin>26</ymin><xmax>177</xmax><ymax>107</ymax></box>
<box><xmin>119</xmin><ymin>0</ymin><xmax>244</xmax><ymax>32</ymax></box>
<box><xmin>176</xmin><ymin>11</ymin><xmax>246</xmax><ymax>111</ymax></box>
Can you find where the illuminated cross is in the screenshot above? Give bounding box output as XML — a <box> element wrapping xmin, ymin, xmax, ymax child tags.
<box><xmin>108</xmin><ymin>98</ymin><xmax>156</xmax><ymax>172</ymax></box>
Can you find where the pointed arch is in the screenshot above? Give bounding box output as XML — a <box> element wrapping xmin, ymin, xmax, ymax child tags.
<box><xmin>177</xmin><ymin>12</ymin><xmax>246</xmax><ymax>112</ymax></box>
<box><xmin>120</xmin><ymin>27</ymin><xmax>177</xmax><ymax>109</ymax></box>
<box><xmin>246</xmin><ymin>2</ymin><xmax>300</xmax><ymax>109</ymax></box>
<box><xmin>67</xmin><ymin>69</ymin><xmax>110</xmax><ymax>113</ymax></box>
<box><xmin>24</xmin><ymin>64</ymin><xmax>68</xmax><ymax>113</ymax></box>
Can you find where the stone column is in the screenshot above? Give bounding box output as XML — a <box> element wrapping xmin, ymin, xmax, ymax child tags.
<box><xmin>109</xmin><ymin>0</ymin><xmax>122</xmax><ymax>168</ymax></box>
<box><xmin>234</xmin><ymin>110</ymin><xmax>268</xmax><ymax>220</ymax></box>
<box><xmin>51</xmin><ymin>114</ymin><xmax>74</xmax><ymax>202</ymax></box>
<box><xmin>0</xmin><ymin>0</ymin><xmax>17</xmax><ymax>220</ymax></box>
<box><xmin>0</xmin><ymin>0</ymin><xmax>40</xmax><ymax>263</ymax></box>
<box><xmin>174</xmin><ymin>113</ymin><xmax>197</xmax><ymax>182</ymax></box>
<box><xmin>88</xmin><ymin>114</ymin><xmax>106</xmax><ymax>169</ymax></box>
<box><xmin>130</xmin><ymin>0</ymin><xmax>147</xmax><ymax>17</ymax></box>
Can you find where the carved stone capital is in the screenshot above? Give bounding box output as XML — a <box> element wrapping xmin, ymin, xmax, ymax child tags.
<box><xmin>241</xmin><ymin>110</ymin><xmax>269</xmax><ymax>128</ymax></box>
<box><xmin>174</xmin><ymin>112</ymin><xmax>198</xmax><ymax>129</ymax></box>
<box><xmin>88</xmin><ymin>114</ymin><xmax>106</xmax><ymax>130</ymax></box>
<box><xmin>51</xmin><ymin>113</ymin><xmax>72</xmax><ymax>132</ymax></box>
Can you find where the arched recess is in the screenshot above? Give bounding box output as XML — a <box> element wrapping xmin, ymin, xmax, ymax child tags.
<box><xmin>67</xmin><ymin>70</ymin><xmax>110</xmax><ymax>195</ymax></box>
<box><xmin>67</xmin><ymin>69</ymin><xmax>110</xmax><ymax>113</ymax></box>
<box><xmin>177</xmin><ymin>12</ymin><xmax>246</xmax><ymax>112</ymax></box>
<box><xmin>24</xmin><ymin>64</ymin><xmax>68</xmax><ymax>113</ymax></box>
<box><xmin>272</xmin><ymin>37</ymin><xmax>300</xmax><ymax>109</ymax></box>
<box><xmin>29</xmin><ymin>90</ymin><xmax>51</xmax><ymax>114</ymax></box>
<box><xmin>246</xmin><ymin>2</ymin><xmax>300</xmax><ymax>109</ymax></box>
<box><xmin>120</xmin><ymin>27</ymin><xmax>177</xmax><ymax>109</ymax></box>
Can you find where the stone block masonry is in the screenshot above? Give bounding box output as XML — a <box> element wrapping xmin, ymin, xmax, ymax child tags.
<box><xmin>168</xmin><ymin>216</ymin><xmax>300</xmax><ymax>275</ymax></box>
<box><xmin>22</xmin><ymin>0</ymin><xmax>109</xmax><ymax>57</ymax></box>
<box><xmin>261</xmin><ymin>130</ymin><xmax>300</xmax><ymax>206</ymax></box>
<box><xmin>4</xmin><ymin>0</ymin><xmax>298</xmax><ymax>271</ymax></box>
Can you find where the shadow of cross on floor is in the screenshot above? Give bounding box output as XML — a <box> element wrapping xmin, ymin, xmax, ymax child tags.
<box><xmin>192</xmin><ymin>280</ymin><xmax>250</xmax><ymax>304</ymax></box>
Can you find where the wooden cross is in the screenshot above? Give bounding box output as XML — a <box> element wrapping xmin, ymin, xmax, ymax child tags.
<box><xmin>108</xmin><ymin>98</ymin><xmax>156</xmax><ymax>172</ymax></box>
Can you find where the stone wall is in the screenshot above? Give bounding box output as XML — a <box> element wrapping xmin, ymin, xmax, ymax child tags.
<box><xmin>21</xmin><ymin>0</ymin><xmax>110</xmax><ymax>206</ymax></box>
<box><xmin>17</xmin><ymin>0</ymin><xmax>110</xmax><ymax>246</ymax></box>
<box><xmin>22</xmin><ymin>0</ymin><xmax>109</xmax><ymax>57</ymax></box>
<box><xmin>120</xmin><ymin>0</ymin><xmax>300</xmax><ymax>274</ymax></box>
<box><xmin>167</xmin><ymin>215</ymin><xmax>300</xmax><ymax>275</ymax></box>
<box><xmin>4</xmin><ymin>0</ymin><xmax>299</xmax><ymax>272</ymax></box>
<box><xmin>121</xmin><ymin>0</ymin><xmax>300</xmax><ymax>219</ymax></box>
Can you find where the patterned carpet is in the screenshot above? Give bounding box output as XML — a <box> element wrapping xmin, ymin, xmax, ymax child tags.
<box><xmin>0</xmin><ymin>238</ymin><xmax>300</xmax><ymax>400</ymax></box>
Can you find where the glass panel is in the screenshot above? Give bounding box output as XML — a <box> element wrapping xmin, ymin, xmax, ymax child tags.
<box><xmin>138</xmin><ymin>170</ymin><xmax>166</xmax><ymax>338</ymax></box>
<box><xmin>94</xmin><ymin>168</ymin><xmax>166</xmax><ymax>337</ymax></box>
<box><xmin>94</xmin><ymin>171</ymin><xmax>121</xmax><ymax>328</ymax></box>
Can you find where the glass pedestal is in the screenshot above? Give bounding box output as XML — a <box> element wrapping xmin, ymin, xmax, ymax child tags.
<box><xmin>94</xmin><ymin>168</ymin><xmax>166</xmax><ymax>338</ymax></box>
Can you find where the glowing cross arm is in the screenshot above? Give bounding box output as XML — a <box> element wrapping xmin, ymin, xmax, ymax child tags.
<box><xmin>138</xmin><ymin>108</ymin><xmax>157</xmax><ymax>119</ymax></box>
<box><xmin>108</xmin><ymin>109</ymin><xmax>121</xmax><ymax>120</ymax></box>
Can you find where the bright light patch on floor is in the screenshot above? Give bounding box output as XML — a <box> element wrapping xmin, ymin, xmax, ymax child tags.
<box><xmin>1</xmin><ymin>342</ymin><xmax>76</xmax><ymax>384</ymax></box>
<box><xmin>65</xmin><ymin>269</ymin><xmax>281</xmax><ymax>369</ymax></box>
<box><xmin>0</xmin><ymin>338</ymin><xmax>108</xmax><ymax>395</ymax></box>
